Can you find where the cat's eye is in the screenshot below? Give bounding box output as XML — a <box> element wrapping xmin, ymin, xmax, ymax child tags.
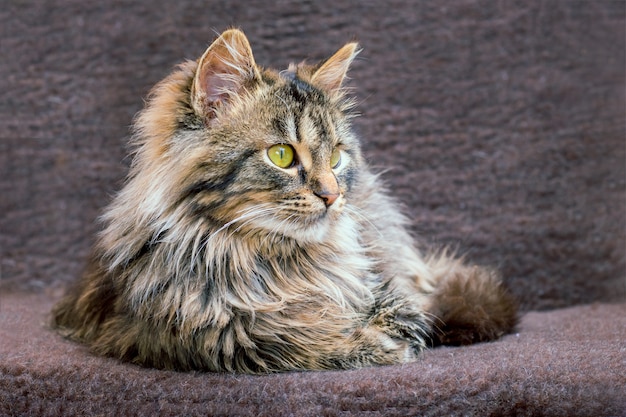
<box><xmin>268</xmin><ymin>144</ymin><xmax>295</xmax><ymax>168</ymax></box>
<box><xmin>330</xmin><ymin>148</ymin><xmax>342</xmax><ymax>169</ymax></box>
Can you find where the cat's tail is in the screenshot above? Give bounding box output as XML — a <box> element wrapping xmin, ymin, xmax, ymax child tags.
<box><xmin>422</xmin><ymin>251</ymin><xmax>518</xmax><ymax>346</ymax></box>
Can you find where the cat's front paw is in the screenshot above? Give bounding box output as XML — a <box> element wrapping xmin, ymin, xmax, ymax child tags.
<box><xmin>368</xmin><ymin>298</ymin><xmax>431</xmax><ymax>353</ymax></box>
<box><xmin>337</xmin><ymin>326</ymin><xmax>417</xmax><ymax>368</ymax></box>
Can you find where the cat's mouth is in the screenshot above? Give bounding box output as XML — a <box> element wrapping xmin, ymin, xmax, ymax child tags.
<box><xmin>277</xmin><ymin>198</ymin><xmax>344</xmax><ymax>242</ymax></box>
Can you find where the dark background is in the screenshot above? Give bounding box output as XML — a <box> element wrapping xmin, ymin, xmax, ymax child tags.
<box><xmin>1</xmin><ymin>1</ymin><xmax>624</xmax><ymax>311</ymax></box>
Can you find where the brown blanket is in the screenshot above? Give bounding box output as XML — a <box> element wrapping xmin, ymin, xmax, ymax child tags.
<box><xmin>1</xmin><ymin>1</ymin><xmax>624</xmax><ymax>415</ymax></box>
<box><xmin>1</xmin><ymin>294</ymin><xmax>624</xmax><ymax>416</ymax></box>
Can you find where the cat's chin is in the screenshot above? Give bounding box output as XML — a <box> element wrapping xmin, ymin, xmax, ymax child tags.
<box><xmin>289</xmin><ymin>219</ymin><xmax>334</xmax><ymax>244</ymax></box>
<box><xmin>248</xmin><ymin>198</ymin><xmax>347</xmax><ymax>244</ymax></box>
<box><xmin>256</xmin><ymin>208</ymin><xmax>344</xmax><ymax>244</ymax></box>
<box><xmin>258</xmin><ymin>214</ymin><xmax>333</xmax><ymax>244</ymax></box>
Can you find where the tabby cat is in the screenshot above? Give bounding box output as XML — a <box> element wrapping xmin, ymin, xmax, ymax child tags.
<box><xmin>52</xmin><ymin>29</ymin><xmax>517</xmax><ymax>373</ymax></box>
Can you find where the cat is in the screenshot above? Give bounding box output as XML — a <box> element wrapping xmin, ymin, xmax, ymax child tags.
<box><xmin>51</xmin><ymin>29</ymin><xmax>517</xmax><ymax>373</ymax></box>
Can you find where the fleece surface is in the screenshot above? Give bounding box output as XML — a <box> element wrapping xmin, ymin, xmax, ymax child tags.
<box><xmin>1</xmin><ymin>1</ymin><xmax>625</xmax><ymax>416</ymax></box>
<box><xmin>1</xmin><ymin>294</ymin><xmax>625</xmax><ymax>416</ymax></box>
<box><xmin>1</xmin><ymin>0</ymin><xmax>624</xmax><ymax>310</ymax></box>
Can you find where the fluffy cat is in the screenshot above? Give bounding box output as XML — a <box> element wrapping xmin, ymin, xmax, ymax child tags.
<box><xmin>51</xmin><ymin>29</ymin><xmax>517</xmax><ymax>373</ymax></box>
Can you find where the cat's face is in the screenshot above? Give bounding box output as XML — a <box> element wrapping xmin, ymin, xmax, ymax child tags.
<box><xmin>172</xmin><ymin>30</ymin><xmax>362</xmax><ymax>243</ymax></box>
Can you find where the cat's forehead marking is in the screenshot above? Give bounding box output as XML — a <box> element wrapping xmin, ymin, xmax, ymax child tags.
<box><xmin>269</xmin><ymin>75</ymin><xmax>335</xmax><ymax>148</ymax></box>
<box><xmin>288</xmin><ymin>77</ymin><xmax>321</xmax><ymax>103</ymax></box>
<box><xmin>279</xmin><ymin>70</ymin><xmax>325</xmax><ymax>106</ymax></box>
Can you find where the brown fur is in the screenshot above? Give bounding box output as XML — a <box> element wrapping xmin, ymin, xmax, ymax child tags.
<box><xmin>51</xmin><ymin>29</ymin><xmax>517</xmax><ymax>373</ymax></box>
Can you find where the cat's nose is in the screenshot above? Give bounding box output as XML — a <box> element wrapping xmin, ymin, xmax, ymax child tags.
<box><xmin>312</xmin><ymin>173</ymin><xmax>340</xmax><ymax>207</ymax></box>
<box><xmin>315</xmin><ymin>191</ymin><xmax>339</xmax><ymax>207</ymax></box>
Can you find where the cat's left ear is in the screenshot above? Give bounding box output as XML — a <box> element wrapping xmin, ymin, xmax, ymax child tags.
<box><xmin>311</xmin><ymin>43</ymin><xmax>360</xmax><ymax>93</ymax></box>
<box><xmin>191</xmin><ymin>29</ymin><xmax>260</xmax><ymax>119</ymax></box>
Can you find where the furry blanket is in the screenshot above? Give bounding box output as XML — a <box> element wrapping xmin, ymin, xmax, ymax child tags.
<box><xmin>1</xmin><ymin>1</ymin><xmax>624</xmax><ymax>415</ymax></box>
<box><xmin>1</xmin><ymin>293</ymin><xmax>624</xmax><ymax>416</ymax></box>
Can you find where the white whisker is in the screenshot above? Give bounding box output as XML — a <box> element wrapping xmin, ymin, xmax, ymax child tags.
<box><xmin>343</xmin><ymin>204</ymin><xmax>383</xmax><ymax>240</ymax></box>
<box><xmin>206</xmin><ymin>204</ymin><xmax>275</xmax><ymax>243</ymax></box>
<box><xmin>264</xmin><ymin>211</ymin><xmax>299</xmax><ymax>246</ymax></box>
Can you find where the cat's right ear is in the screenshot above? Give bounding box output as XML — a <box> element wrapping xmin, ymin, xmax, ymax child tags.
<box><xmin>191</xmin><ymin>29</ymin><xmax>260</xmax><ymax>120</ymax></box>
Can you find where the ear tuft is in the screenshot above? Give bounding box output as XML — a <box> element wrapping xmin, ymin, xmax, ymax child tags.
<box><xmin>311</xmin><ymin>43</ymin><xmax>360</xmax><ymax>93</ymax></box>
<box><xmin>191</xmin><ymin>29</ymin><xmax>259</xmax><ymax>118</ymax></box>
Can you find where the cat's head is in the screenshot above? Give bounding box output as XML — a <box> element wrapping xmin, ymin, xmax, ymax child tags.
<box><xmin>132</xmin><ymin>29</ymin><xmax>363</xmax><ymax>244</ymax></box>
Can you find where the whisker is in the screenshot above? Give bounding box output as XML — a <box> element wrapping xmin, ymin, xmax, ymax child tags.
<box><xmin>204</xmin><ymin>204</ymin><xmax>276</xmax><ymax>244</ymax></box>
<box><xmin>343</xmin><ymin>204</ymin><xmax>384</xmax><ymax>239</ymax></box>
<box><xmin>264</xmin><ymin>212</ymin><xmax>298</xmax><ymax>246</ymax></box>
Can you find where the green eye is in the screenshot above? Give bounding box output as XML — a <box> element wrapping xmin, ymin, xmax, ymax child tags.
<box><xmin>268</xmin><ymin>144</ymin><xmax>295</xmax><ymax>168</ymax></box>
<box><xmin>330</xmin><ymin>148</ymin><xmax>342</xmax><ymax>169</ymax></box>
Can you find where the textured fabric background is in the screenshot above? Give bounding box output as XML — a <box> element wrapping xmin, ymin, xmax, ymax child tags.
<box><xmin>1</xmin><ymin>1</ymin><xmax>624</xmax><ymax>415</ymax></box>
<box><xmin>2</xmin><ymin>1</ymin><xmax>625</xmax><ymax>310</ymax></box>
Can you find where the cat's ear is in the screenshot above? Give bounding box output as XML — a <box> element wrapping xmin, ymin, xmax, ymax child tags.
<box><xmin>311</xmin><ymin>43</ymin><xmax>360</xmax><ymax>93</ymax></box>
<box><xmin>191</xmin><ymin>29</ymin><xmax>260</xmax><ymax>118</ymax></box>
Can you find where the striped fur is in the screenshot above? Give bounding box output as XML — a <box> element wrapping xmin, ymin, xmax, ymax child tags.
<box><xmin>52</xmin><ymin>29</ymin><xmax>517</xmax><ymax>373</ymax></box>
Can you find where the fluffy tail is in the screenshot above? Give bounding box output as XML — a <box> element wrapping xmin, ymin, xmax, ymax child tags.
<box><xmin>424</xmin><ymin>252</ymin><xmax>518</xmax><ymax>346</ymax></box>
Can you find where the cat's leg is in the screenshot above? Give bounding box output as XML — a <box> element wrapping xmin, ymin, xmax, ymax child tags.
<box><xmin>367</xmin><ymin>287</ymin><xmax>432</xmax><ymax>353</ymax></box>
<box><xmin>317</xmin><ymin>281</ymin><xmax>433</xmax><ymax>370</ymax></box>
<box><xmin>361</xmin><ymin>237</ymin><xmax>517</xmax><ymax>349</ymax></box>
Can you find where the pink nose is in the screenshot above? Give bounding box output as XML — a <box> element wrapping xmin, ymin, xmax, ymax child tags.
<box><xmin>315</xmin><ymin>191</ymin><xmax>339</xmax><ymax>207</ymax></box>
